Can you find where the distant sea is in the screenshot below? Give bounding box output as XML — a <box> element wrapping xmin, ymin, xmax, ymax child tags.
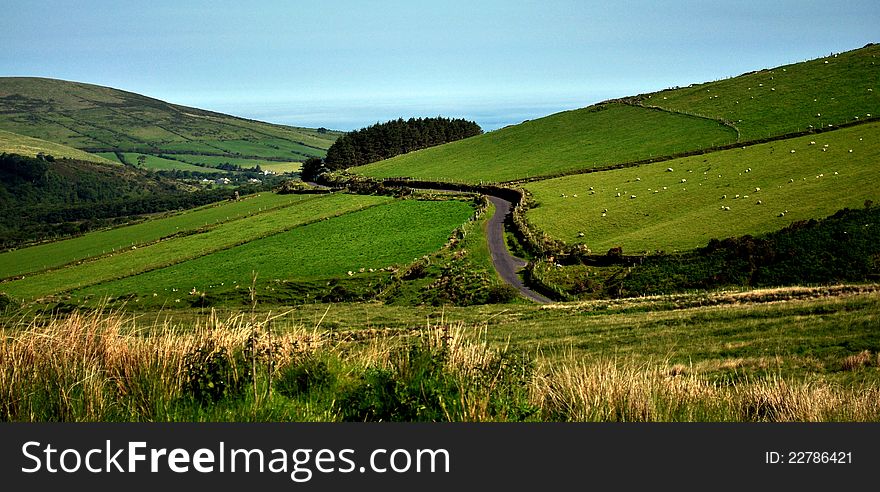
<box><xmin>203</xmin><ymin>95</ymin><xmax>610</xmax><ymax>133</ymax></box>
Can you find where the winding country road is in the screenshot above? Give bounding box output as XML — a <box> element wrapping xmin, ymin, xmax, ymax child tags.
<box><xmin>485</xmin><ymin>196</ymin><xmax>552</xmax><ymax>304</ymax></box>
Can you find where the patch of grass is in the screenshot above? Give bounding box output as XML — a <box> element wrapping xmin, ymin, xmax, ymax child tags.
<box><xmin>121</xmin><ymin>153</ymin><xmax>222</xmax><ymax>173</ymax></box>
<box><xmin>2</xmin><ymin>194</ymin><xmax>389</xmax><ymax>301</ymax></box>
<box><xmin>0</xmin><ymin>129</ymin><xmax>114</xmax><ymax>164</ymax></box>
<box><xmin>355</xmin><ymin>103</ymin><xmax>736</xmax><ymax>183</ymax></box>
<box><xmin>525</xmin><ymin>122</ymin><xmax>880</xmax><ymax>253</ymax></box>
<box><xmin>0</xmin><ymin>192</ymin><xmax>312</xmax><ymax>279</ymax></box>
<box><xmin>75</xmin><ymin>199</ymin><xmax>475</xmax><ymax>306</ymax></box>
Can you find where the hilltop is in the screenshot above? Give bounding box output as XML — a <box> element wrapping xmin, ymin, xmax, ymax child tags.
<box><xmin>354</xmin><ymin>44</ymin><xmax>879</xmax><ymax>183</ymax></box>
<box><xmin>0</xmin><ymin>77</ymin><xmax>341</xmax><ymax>173</ymax></box>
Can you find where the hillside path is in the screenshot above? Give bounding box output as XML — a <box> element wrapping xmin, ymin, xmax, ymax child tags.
<box><xmin>486</xmin><ymin>196</ymin><xmax>552</xmax><ymax>304</ymax></box>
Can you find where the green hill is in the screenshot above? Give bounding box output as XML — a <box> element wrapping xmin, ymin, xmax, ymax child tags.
<box><xmin>0</xmin><ymin>129</ymin><xmax>114</xmax><ymax>164</ymax></box>
<box><xmin>0</xmin><ymin>77</ymin><xmax>340</xmax><ymax>170</ymax></box>
<box><xmin>525</xmin><ymin>121</ymin><xmax>880</xmax><ymax>253</ymax></box>
<box><xmin>353</xmin><ymin>44</ymin><xmax>879</xmax><ymax>183</ymax></box>
<box><xmin>635</xmin><ymin>43</ymin><xmax>880</xmax><ymax>140</ymax></box>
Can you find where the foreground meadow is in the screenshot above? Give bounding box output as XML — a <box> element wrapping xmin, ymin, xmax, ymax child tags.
<box><xmin>2</xmin><ymin>287</ymin><xmax>878</xmax><ymax>422</ymax></box>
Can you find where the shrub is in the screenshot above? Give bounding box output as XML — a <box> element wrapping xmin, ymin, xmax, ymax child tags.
<box><xmin>275</xmin><ymin>356</ymin><xmax>335</xmax><ymax>398</ymax></box>
<box><xmin>182</xmin><ymin>341</ymin><xmax>251</xmax><ymax>403</ymax></box>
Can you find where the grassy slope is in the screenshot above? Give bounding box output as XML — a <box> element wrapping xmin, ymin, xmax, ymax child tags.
<box><xmin>526</xmin><ymin>122</ymin><xmax>880</xmax><ymax>253</ymax></box>
<box><xmin>0</xmin><ymin>77</ymin><xmax>340</xmax><ymax>160</ymax></box>
<box><xmin>640</xmin><ymin>44</ymin><xmax>880</xmax><ymax>140</ymax></box>
<box><xmin>0</xmin><ymin>193</ymin><xmax>311</xmax><ymax>279</ymax></box>
<box><xmin>0</xmin><ymin>129</ymin><xmax>114</xmax><ymax>164</ymax></box>
<box><xmin>78</xmin><ymin>199</ymin><xmax>475</xmax><ymax>302</ymax></box>
<box><xmin>2</xmin><ymin>194</ymin><xmax>388</xmax><ymax>300</ymax></box>
<box><xmin>354</xmin><ymin>45</ymin><xmax>878</xmax><ymax>184</ymax></box>
<box><xmin>355</xmin><ymin>103</ymin><xmax>736</xmax><ymax>183</ymax></box>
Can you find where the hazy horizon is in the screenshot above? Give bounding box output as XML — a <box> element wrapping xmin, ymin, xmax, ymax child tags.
<box><xmin>3</xmin><ymin>1</ymin><xmax>878</xmax><ymax>132</ymax></box>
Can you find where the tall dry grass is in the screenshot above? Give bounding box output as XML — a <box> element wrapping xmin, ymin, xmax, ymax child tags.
<box><xmin>534</xmin><ymin>357</ymin><xmax>880</xmax><ymax>422</ymax></box>
<box><xmin>0</xmin><ymin>308</ymin><xmax>322</xmax><ymax>421</ymax></box>
<box><xmin>1</xmin><ymin>309</ymin><xmax>878</xmax><ymax>422</ymax></box>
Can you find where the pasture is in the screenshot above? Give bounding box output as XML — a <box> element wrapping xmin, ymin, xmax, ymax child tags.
<box><xmin>642</xmin><ymin>43</ymin><xmax>880</xmax><ymax>141</ymax></box>
<box><xmin>0</xmin><ymin>192</ymin><xmax>312</xmax><ymax>279</ymax></box>
<box><xmin>0</xmin><ymin>129</ymin><xmax>114</xmax><ymax>164</ymax></box>
<box><xmin>77</xmin><ymin>199</ymin><xmax>476</xmax><ymax>304</ymax></box>
<box><xmin>119</xmin><ymin>153</ymin><xmax>222</xmax><ymax>173</ymax></box>
<box><xmin>1</xmin><ymin>193</ymin><xmax>389</xmax><ymax>300</ymax></box>
<box><xmin>525</xmin><ymin>121</ymin><xmax>880</xmax><ymax>253</ymax></box>
<box><xmin>355</xmin><ymin>103</ymin><xmax>736</xmax><ymax>183</ymax></box>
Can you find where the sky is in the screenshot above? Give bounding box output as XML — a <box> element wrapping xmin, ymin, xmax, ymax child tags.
<box><xmin>2</xmin><ymin>0</ymin><xmax>878</xmax><ymax>130</ymax></box>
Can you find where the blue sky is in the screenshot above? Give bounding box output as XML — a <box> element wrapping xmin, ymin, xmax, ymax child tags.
<box><xmin>2</xmin><ymin>1</ymin><xmax>878</xmax><ymax>130</ymax></box>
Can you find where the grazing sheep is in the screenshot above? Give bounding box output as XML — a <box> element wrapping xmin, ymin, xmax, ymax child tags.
<box><xmin>755</xmin><ymin>187</ymin><xmax>760</xmax><ymax>192</ymax></box>
<box><xmin>636</xmin><ymin>177</ymin><xmax>641</xmax><ymax>181</ymax></box>
<box><xmin>778</xmin><ymin>212</ymin><xmax>786</xmax><ymax>217</ymax></box>
<box><xmin>616</xmin><ymin>192</ymin><xmax>621</xmax><ymax>197</ymax></box>
<box><xmin>734</xmin><ymin>194</ymin><xmax>740</xmax><ymax>199</ymax></box>
<box><xmin>573</xmin><ymin>194</ymin><xmax>578</xmax><ymax>197</ymax></box>
<box><xmin>601</xmin><ymin>212</ymin><xmax>607</xmax><ymax>217</ymax></box>
<box><xmin>663</xmin><ymin>186</ymin><xmax>667</xmax><ymax>190</ymax></box>
<box><xmin>849</xmin><ymin>149</ymin><xmax>853</xmax><ymax>153</ymax></box>
<box><xmin>666</xmin><ymin>168</ymin><xmax>674</xmax><ymax>172</ymax></box>
<box><xmin>603</xmin><ymin>208</ymin><xmax>607</xmax><ymax>213</ymax></box>
<box><xmin>721</xmin><ymin>194</ymin><xmax>726</xmax><ymax>199</ymax></box>
<box><xmin>589</xmin><ymin>186</ymin><xmax>594</xmax><ymax>190</ymax></box>
<box><xmin>834</xmin><ymin>171</ymin><xmax>839</xmax><ymax>175</ymax></box>
<box><xmin>756</xmin><ymin>200</ymin><xmax>762</xmax><ymax>205</ymax></box>
<box><xmin>654</xmin><ymin>190</ymin><xmax>659</xmax><ymax>194</ymax></box>
<box><xmin>630</xmin><ymin>195</ymin><xmax>637</xmax><ymax>199</ymax></box>
<box><xmin>681</xmin><ymin>178</ymin><xmax>687</xmax><ymax>183</ymax></box>
<box><xmin>810</xmin><ymin>141</ymin><xmax>816</xmax><ymax>145</ymax></box>
<box><xmin>789</xmin><ymin>178</ymin><xmax>794</xmax><ymax>182</ymax></box>
<box><xmin>790</xmin><ymin>149</ymin><xmax>796</xmax><ymax>153</ymax></box>
<box><xmin>578</xmin><ymin>232</ymin><xmax>585</xmax><ymax>237</ymax></box>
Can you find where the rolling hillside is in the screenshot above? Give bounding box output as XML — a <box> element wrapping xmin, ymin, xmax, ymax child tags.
<box><xmin>0</xmin><ymin>77</ymin><xmax>340</xmax><ymax>172</ymax></box>
<box><xmin>0</xmin><ymin>129</ymin><xmax>114</xmax><ymax>164</ymax></box>
<box><xmin>353</xmin><ymin>44</ymin><xmax>879</xmax><ymax>184</ymax></box>
<box><xmin>526</xmin><ymin>122</ymin><xmax>880</xmax><ymax>253</ymax></box>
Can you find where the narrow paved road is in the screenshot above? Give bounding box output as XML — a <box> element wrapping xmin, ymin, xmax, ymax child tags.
<box><xmin>486</xmin><ymin>196</ymin><xmax>552</xmax><ymax>304</ymax></box>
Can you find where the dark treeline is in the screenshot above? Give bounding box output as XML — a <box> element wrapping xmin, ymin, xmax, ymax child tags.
<box><xmin>0</xmin><ymin>153</ymin><xmax>260</xmax><ymax>249</ymax></box>
<box><xmin>307</xmin><ymin>117</ymin><xmax>481</xmax><ymax>178</ymax></box>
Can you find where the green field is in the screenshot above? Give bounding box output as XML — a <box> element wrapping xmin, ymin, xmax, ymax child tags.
<box><xmin>119</xmin><ymin>153</ymin><xmax>222</xmax><ymax>173</ymax></box>
<box><xmin>0</xmin><ymin>129</ymin><xmax>114</xmax><ymax>164</ymax></box>
<box><xmin>641</xmin><ymin>44</ymin><xmax>880</xmax><ymax>140</ymax></box>
<box><xmin>170</xmin><ymin>154</ymin><xmax>300</xmax><ymax>173</ymax></box>
<box><xmin>525</xmin><ymin>122</ymin><xmax>880</xmax><ymax>253</ymax></box>
<box><xmin>1</xmin><ymin>194</ymin><xmax>389</xmax><ymax>300</ymax></box>
<box><xmin>78</xmin><ymin>199</ymin><xmax>475</xmax><ymax>303</ymax></box>
<box><xmin>0</xmin><ymin>192</ymin><xmax>312</xmax><ymax>279</ymax></box>
<box><xmin>355</xmin><ymin>103</ymin><xmax>737</xmax><ymax>183</ymax></box>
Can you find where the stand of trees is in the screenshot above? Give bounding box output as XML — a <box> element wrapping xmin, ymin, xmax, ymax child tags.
<box><xmin>307</xmin><ymin>117</ymin><xmax>481</xmax><ymax>179</ymax></box>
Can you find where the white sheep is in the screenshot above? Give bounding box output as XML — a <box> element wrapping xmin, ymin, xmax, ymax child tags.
<box><xmin>790</xmin><ymin>150</ymin><xmax>796</xmax><ymax>153</ymax></box>
<box><xmin>666</xmin><ymin>168</ymin><xmax>674</xmax><ymax>172</ymax></box>
<box><xmin>789</xmin><ymin>178</ymin><xmax>794</xmax><ymax>182</ymax></box>
<box><xmin>636</xmin><ymin>177</ymin><xmax>641</xmax><ymax>181</ymax></box>
<box><xmin>755</xmin><ymin>187</ymin><xmax>760</xmax><ymax>192</ymax></box>
<box><xmin>734</xmin><ymin>194</ymin><xmax>740</xmax><ymax>199</ymax></box>
<box><xmin>616</xmin><ymin>192</ymin><xmax>621</xmax><ymax>197</ymax></box>
<box><xmin>630</xmin><ymin>195</ymin><xmax>637</xmax><ymax>199</ymax></box>
<box><xmin>721</xmin><ymin>195</ymin><xmax>726</xmax><ymax>199</ymax></box>
<box><xmin>756</xmin><ymin>200</ymin><xmax>762</xmax><ymax>205</ymax></box>
<box><xmin>681</xmin><ymin>178</ymin><xmax>687</xmax><ymax>183</ymax></box>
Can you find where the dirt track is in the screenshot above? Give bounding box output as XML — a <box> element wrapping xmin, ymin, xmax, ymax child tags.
<box><xmin>486</xmin><ymin>196</ymin><xmax>551</xmax><ymax>304</ymax></box>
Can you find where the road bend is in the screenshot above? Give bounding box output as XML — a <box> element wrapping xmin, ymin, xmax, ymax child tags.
<box><xmin>486</xmin><ymin>196</ymin><xmax>552</xmax><ymax>304</ymax></box>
